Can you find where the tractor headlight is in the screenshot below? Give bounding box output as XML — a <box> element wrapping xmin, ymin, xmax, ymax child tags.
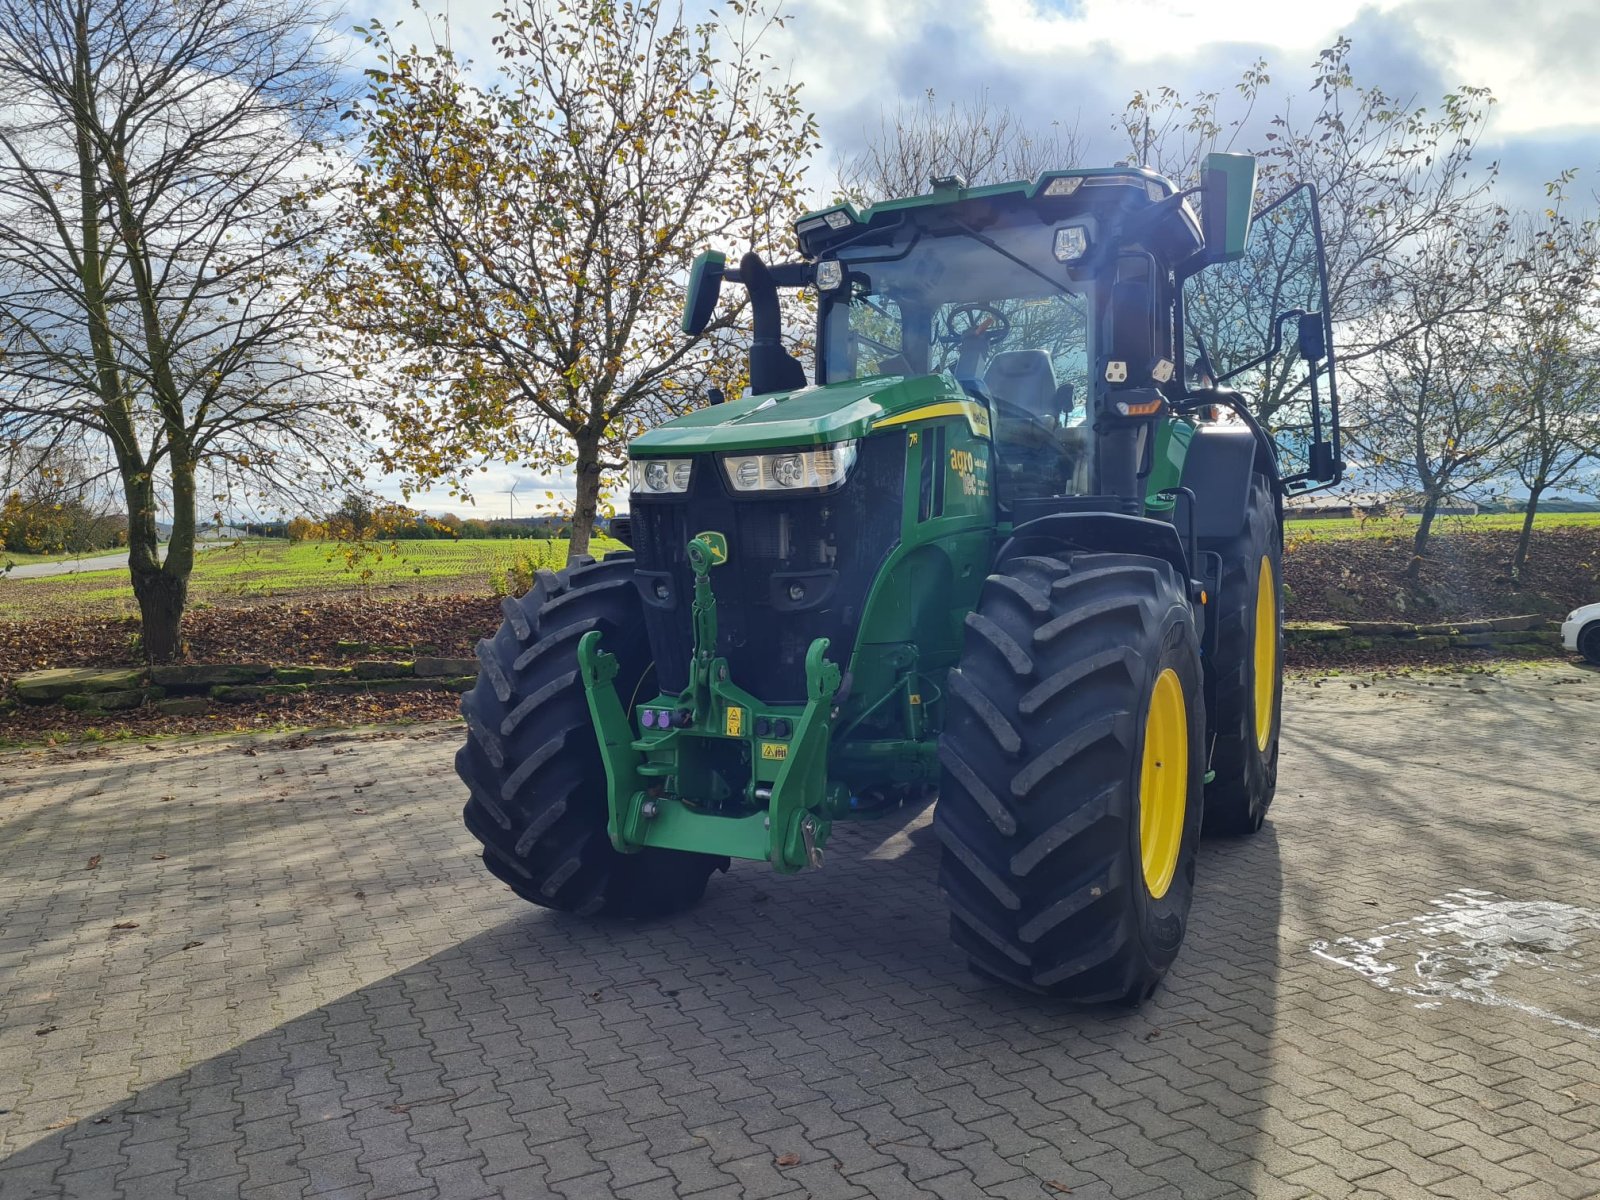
<box><xmin>629</xmin><ymin>457</ymin><xmax>693</xmax><ymax>495</ymax></box>
<box><xmin>722</xmin><ymin>441</ymin><xmax>858</xmax><ymax>494</ymax></box>
<box><xmin>1053</xmin><ymin>224</ymin><xmax>1090</xmax><ymax>263</ymax></box>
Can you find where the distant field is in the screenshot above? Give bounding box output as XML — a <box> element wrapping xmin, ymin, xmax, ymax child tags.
<box><xmin>1284</xmin><ymin>510</ymin><xmax>1600</xmax><ymax>539</ymax></box>
<box><xmin>0</xmin><ymin>537</ymin><xmax>623</xmax><ymax>620</ymax></box>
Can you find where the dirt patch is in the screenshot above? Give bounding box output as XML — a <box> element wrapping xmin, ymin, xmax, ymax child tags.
<box><xmin>0</xmin><ymin>687</ymin><xmax>461</xmax><ymax>747</ymax></box>
<box><xmin>5</xmin><ymin>526</ymin><xmax>1596</xmax><ymax>745</ymax></box>
<box><xmin>1283</xmin><ymin>525</ymin><xmax>1599</xmax><ymax>623</ymax></box>
<box><xmin>0</xmin><ymin>594</ymin><xmax>501</xmax><ymax>745</ymax></box>
<box><xmin>0</xmin><ymin>594</ymin><xmax>502</xmax><ymax>683</ymax></box>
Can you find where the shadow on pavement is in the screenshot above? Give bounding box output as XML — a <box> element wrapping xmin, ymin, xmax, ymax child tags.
<box><xmin>0</xmin><ymin>795</ymin><xmax>1285</xmax><ymax>1200</ymax></box>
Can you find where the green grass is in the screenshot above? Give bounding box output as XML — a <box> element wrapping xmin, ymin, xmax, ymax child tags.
<box><xmin>0</xmin><ymin>537</ymin><xmax>624</xmax><ymax>619</ymax></box>
<box><xmin>1284</xmin><ymin>510</ymin><xmax>1600</xmax><ymax>540</ymax></box>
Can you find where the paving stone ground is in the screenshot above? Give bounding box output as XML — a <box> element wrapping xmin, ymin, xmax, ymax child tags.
<box><xmin>2</xmin><ymin>663</ymin><xmax>1599</xmax><ymax>1200</ymax></box>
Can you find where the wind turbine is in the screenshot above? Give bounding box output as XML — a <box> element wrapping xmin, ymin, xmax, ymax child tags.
<box><xmin>506</xmin><ymin>477</ymin><xmax>523</xmax><ymax>524</ymax></box>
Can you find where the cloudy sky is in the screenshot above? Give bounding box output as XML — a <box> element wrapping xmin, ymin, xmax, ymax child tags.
<box><xmin>355</xmin><ymin>0</ymin><xmax>1600</xmax><ymax>517</ymax></box>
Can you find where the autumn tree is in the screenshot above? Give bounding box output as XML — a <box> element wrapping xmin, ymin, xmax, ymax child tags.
<box><xmin>1346</xmin><ymin>224</ymin><xmax>1521</xmax><ymax>575</ymax></box>
<box><xmin>1127</xmin><ymin>39</ymin><xmax>1501</xmax><ymax>426</ymax></box>
<box><xmin>835</xmin><ymin>88</ymin><xmax>1085</xmax><ymax>205</ymax></box>
<box><xmin>0</xmin><ymin>0</ymin><xmax>363</xmax><ymax>660</ymax></box>
<box><xmin>1498</xmin><ymin>180</ymin><xmax>1600</xmax><ymax>579</ymax></box>
<box><xmin>329</xmin><ymin>0</ymin><xmax>817</xmax><ymax>560</ymax></box>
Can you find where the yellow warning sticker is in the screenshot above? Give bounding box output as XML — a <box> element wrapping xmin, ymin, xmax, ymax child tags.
<box><xmin>910</xmin><ymin>693</ymin><xmax>923</xmax><ymax>706</ymax></box>
<box><xmin>724</xmin><ymin>706</ymin><xmax>744</xmax><ymax>737</ymax></box>
<box><xmin>761</xmin><ymin>742</ymin><xmax>788</xmax><ymax>760</ymax></box>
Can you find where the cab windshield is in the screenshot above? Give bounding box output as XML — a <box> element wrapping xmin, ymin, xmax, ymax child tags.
<box><xmin>818</xmin><ymin>215</ymin><xmax>1095</xmax><ymax>499</ymax></box>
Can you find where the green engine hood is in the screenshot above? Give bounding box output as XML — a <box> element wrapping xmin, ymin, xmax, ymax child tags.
<box><xmin>629</xmin><ymin>373</ymin><xmax>988</xmax><ymax>455</ymax></box>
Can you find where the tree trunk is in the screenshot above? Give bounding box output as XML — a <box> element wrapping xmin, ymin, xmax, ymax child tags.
<box><xmin>130</xmin><ymin>565</ymin><xmax>188</xmax><ymax>663</ymax></box>
<box><xmin>1405</xmin><ymin>494</ymin><xmax>1439</xmax><ymax>581</ymax></box>
<box><xmin>1511</xmin><ymin>487</ymin><xmax>1543</xmax><ymax>581</ymax></box>
<box><xmin>121</xmin><ymin>452</ymin><xmax>197</xmax><ymax>664</ymax></box>
<box><xmin>567</xmin><ymin>432</ymin><xmax>604</xmax><ymax>560</ymax></box>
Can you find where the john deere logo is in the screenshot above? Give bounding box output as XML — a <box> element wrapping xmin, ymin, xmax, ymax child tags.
<box><xmin>695</xmin><ymin>531</ymin><xmax>729</xmax><ymax>565</ymax></box>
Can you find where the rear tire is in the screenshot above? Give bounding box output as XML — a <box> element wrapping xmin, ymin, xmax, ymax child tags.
<box><xmin>1580</xmin><ymin>622</ymin><xmax>1600</xmax><ymax>666</ymax></box>
<box><xmin>456</xmin><ymin>554</ymin><xmax>726</xmax><ymax>917</ymax></box>
<box><xmin>935</xmin><ymin>552</ymin><xmax>1204</xmax><ymax>1004</ymax></box>
<box><xmin>1202</xmin><ymin>474</ymin><xmax>1283</xmax><ymax>836</ymax></box>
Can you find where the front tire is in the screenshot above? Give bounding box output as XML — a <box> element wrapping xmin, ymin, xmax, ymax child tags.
<box><xmin>456</xmin><ymin>554</ymin><xmax>726</xmax><ymax>917</ymax></box>
<box><xmin>935</xmin><ymin>552</ymin><xmax>1204</xmax><ymax>1004</ymax></box>
<box><xmin>1202</xmin><ymin>474</ymin><xmax>1283</xmax><ymax>835</ymax></box>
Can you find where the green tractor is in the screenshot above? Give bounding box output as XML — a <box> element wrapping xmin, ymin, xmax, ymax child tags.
<box><xmin>457</xmin><ymin>153</ymin><xmax>1343</xmax><ymax>1004</ymax></box>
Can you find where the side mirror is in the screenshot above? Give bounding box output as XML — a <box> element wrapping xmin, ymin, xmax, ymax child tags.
<box><xmin>1296</xmin><ymin>311</ymin><xmax>1327</xmax><ymax>362</ymax></box>
<box><xmin>681</xmin><ymin>250</ymin><xmax>726</xmax><ymax>335</ymax></box>
<box><xmin>1200</xmin><ymin>152</ymin><xmax>1257</xmax><ymax>265</ymax></box>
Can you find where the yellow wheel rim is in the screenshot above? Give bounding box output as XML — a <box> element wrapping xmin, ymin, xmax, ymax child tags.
<box><xmin>1253</xmin><ymin>557</ymin><xmax>1277</xmax><ymax>752</ymax></box>
<box><xmin>1139</xmin><ymin>667</ymin><xmax>1188</xmax><ymax>900</ymax></box>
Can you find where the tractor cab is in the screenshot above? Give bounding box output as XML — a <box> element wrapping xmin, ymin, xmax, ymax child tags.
<box><xmin>805</xmin><ymin>169</ymin><xmax>1193</xmax><ymax>511</ymax></box>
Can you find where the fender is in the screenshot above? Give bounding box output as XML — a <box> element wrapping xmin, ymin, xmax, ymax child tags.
<box><xmin>1180</xmin><ymin>424</ymin><xmax>1278</xmax><ymax>541</ymax></box>
<box><xmin>999</xmin><ymin>511</ymin><xmax>1192</xmax><ymax>582</ymax></box>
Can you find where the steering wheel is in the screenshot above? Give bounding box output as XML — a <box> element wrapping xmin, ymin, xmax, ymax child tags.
<box><xmin>939</xmin><ymin>303</ymin><xmax>1013</xmax><ymax>349</ymax></box>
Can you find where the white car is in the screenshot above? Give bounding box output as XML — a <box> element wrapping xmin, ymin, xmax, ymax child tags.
<box><xmin>1562</xmin><ymin>602</ymin><xmax>1600</xmax><ymax>665</ymax></box>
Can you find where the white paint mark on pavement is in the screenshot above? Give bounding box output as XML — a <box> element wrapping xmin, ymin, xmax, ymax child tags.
<box><xmin>1312</xmin><ymin>888</ymin><xmax>1600</xmax><ymax>1038</ymax></box>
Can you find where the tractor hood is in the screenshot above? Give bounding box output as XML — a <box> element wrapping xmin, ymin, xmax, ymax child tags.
<box><xmin>629</xmin><ymin>373</ymin><xmax>987</xmax><ymax>456</ymax></box>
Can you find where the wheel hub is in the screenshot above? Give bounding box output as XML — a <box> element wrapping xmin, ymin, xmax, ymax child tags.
<box><xmin>1139</xmin><ymin>667</ymin><xmax>1187</xmax><ymax>899</ymax></box>
<box><xmin>1253</xmin><ymin>557</ymin><xmax>1276</xmax><ymax>752</ymax></box>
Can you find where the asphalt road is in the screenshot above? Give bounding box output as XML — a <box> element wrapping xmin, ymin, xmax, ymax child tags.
<box><xmin>3</xmin><ymin>541</ymin><xmax>230</xmax><ymax>581</ymax></box>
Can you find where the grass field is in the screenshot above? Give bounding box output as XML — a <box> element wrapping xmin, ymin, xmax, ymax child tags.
<box><xmin>0</xmin><ymin>537</ymin><xmax>624</xmax><ymax>619</ymax></box>
<box><xmin>1283</xmin><ymin>509</ymin><xmax>1600</xmax><ymax>539</ymax></box>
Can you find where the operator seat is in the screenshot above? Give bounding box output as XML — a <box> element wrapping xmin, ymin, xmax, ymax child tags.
<box><xmin>984</xmin><ymin>350</ymin><xmax>1058</xmax><ymax>420</ymax></box>
<box><xmin>984</xmin><ymin>350</ymin><xmax>1072</xmax><ymax>500</ymax></box>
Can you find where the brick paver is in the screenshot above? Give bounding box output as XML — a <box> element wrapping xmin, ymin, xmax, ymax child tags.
<box><xmin>2</xmin><ymin>664</ymin><xmax>1598</xmax><ymax>1198</ymax></box>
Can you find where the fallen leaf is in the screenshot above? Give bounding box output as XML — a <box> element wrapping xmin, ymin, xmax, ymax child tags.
<box><xmin>354</xmin><ymin>891</ymin><xmax>365</xmax><ymax>899</ymax></box>
<box><xmin>181</xmin><ymin>941</ymin><xmax>204</xmax><ymax>951</ymax></box>
<box><xmin>44</xmin><ymin>1118</ymin><xmax>74</xmax><ymax>1130</ymax></box>
<box><xmin>351</xmin><ymin>807</ymin><xmax>370</xmax><ymax>814</ymax></box>
<box><xmin>775</xmin><ymin>1153</ymin><xmax>800</xmax><ymax>1167</ymax></box>
<box><xmin>151</xmin><ymin>854</ymin><xmax>168</xmax><ymax>861</ymax></box>
<box><xmin>85</xmin><ymin>855</ymin><xmax>101</xmax><ymax>870</ymax></box>
<box><xmin>386</xmin><ymin>1104</ymin><xmax>410</xmax><ymax>1114</ymax></box>
<box><xmin>1045</xmin><ymin>1182</ymin><xmax>1072</xmax><ymax>1195</ymax></box>
<box><xmin>92</xmin><ymin>1116</ymin><xmax>111</xmax><ymax>1124</ymax></box>
<box><xmin>35</xmin><ymin>1026</ymin><xmax>57</xmax><ymax>1036</ymax></box>
<box><xmin>243</xmin><ymin>747</ymin><xmax>257</xmax><ymax>756</ymax></box>
<box><xmin>111</xmin><ymin>921</ymin><xmax>139</xmax><ymax>930</ymax></box>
